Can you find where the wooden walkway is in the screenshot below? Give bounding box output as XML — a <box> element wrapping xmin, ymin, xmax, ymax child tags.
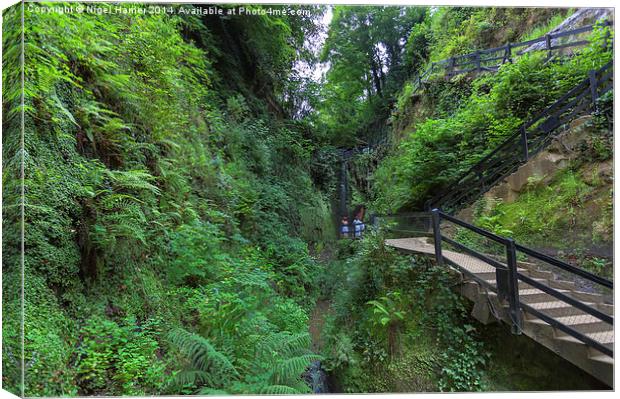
<box><xmin>385</xmin><ymin>237</ymin><xmax>614</xmax><ymax>387</ymax></box>
<box><xmin>385</xmin><ymin>237</ymin><xmax>498</xmax><ymax>276</ymax></box>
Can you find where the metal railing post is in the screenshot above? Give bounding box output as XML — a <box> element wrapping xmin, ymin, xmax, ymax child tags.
<box><xmin>520</xmin><ymin>126</ymin><xmax>529</xmax><ymax>161</ymax></box>
<box><xmin>431</xmin><ymin>209</ymin><xmax>444</xmax><ymax>265</ymax></box>
<box><xmin>505</xmin><ymin>238</ymin><xmax>523</xmax><ymax>334</ymax></box>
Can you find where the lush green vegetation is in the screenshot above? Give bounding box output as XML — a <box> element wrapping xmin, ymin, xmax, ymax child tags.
<box><xmin>317</xmin><ymin>6</ymin><xmax>426</xmax><ymax>146</ymax></box>
<box><xmin>318</xmin><ymin>232</ymin><xmax>488</xmax><ymax>392</ymax></box>
<box><xmin>2</xmin><ymin>3</ymin><xmax>613</xmax><ymax>396</ymax></box>
<box><xmin>467</xmin><ymin>103</ymin><xmax>614</xmax><ymax>276</ymax></box>
<box><xmin>3</xmin><ymin>3</ymin><xmax>330</xmax><ymax>395</ymax></box>
<box><xmin>373</xmin><ymin>17</ymin><xmax>612</xmax><ymax>212</ymax></box>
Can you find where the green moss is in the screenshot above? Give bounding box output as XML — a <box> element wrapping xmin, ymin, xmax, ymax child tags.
<box><xmin>475</xmin><ymin>162</ymin><xmax>612</xmax><ymax>276</ymax></box>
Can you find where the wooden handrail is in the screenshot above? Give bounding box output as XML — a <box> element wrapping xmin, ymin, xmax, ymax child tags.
<box><xmin>411</xmin><ymin>20</ymin><xmax>611</xmax><ymax>94</ymax></box>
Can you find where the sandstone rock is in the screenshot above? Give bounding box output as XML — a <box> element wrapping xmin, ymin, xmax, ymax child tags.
<box><xmin>459</xmin><ymin>115</ymin><xmax>608</xmax><ymax>215</ymax></box>
<box><xmin>523</xmin><ymin>8</ymin><xmax>613</xmax><ymax>53</ymax></box>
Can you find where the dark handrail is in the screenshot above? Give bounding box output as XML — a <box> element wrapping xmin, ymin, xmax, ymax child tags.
<box><xmin>384</xmin><ymin>210</ymin><xmax>613</xmax><ymax>356</ymax></box>
<box><xmin>438</xmin><ymin>210</ymin><xmax>508</xmax><ymax>244</ymax></box>
<box><xmin>520</xmin><ymin>302</ymin><xmax>613</xmax><ymax>357</ymax></box>
<box><xmin>518</xmin><ymin>273</ymin><xmax>613</xmax><ymax>324</ymax></box>
<box><xmin>516</xmin><ymin>244</ymin><xmax>613</xmax><ymax>289</ymax></box>
<box><xmin>411</xmin><ymin>20</ymin><xmax>611</xmax><ymax>93</ymax></box>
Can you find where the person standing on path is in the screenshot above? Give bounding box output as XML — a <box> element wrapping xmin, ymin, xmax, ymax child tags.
<box><xmin>340</xmin><ymin>216</ymin><xmax>350</xmax><ymax>238</ymax></box>
<box><xmin>353</xmin><ymin>206</ymin><xmax>365</xmax><ymax>239</ymax></box>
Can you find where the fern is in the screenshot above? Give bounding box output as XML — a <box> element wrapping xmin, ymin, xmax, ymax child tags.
<box><xmin>259</xmin><ymin>385</ymin><xmax>302</xmax><ymax>394</ymax></box>
<box><xmin>272</xmin><ymin>354</ymin><xmax>321</xmax><ymax>385</ymax></box>
<box><xmin>257</xmin><ymin>332</ymin><xmax>321</xmax><ymax>389</ymax></box>
<box><xmin>170</xmin><ymin>370</ymin><xmax>211</xmax><ymax>387</ymax></box>
<box><xmin>259</xmin><ymin>332</ymin><xmax>312</xmax><ymax>359</ymax></box>
<box><xmin>168</xmin><ymin>328</ymin><xmax>239</xmax><ymax>390</ymax></box>
<box><xmin>106</xmin><ymin>170</ymin><xmax>161</xmax><ymax>196</ymax></box>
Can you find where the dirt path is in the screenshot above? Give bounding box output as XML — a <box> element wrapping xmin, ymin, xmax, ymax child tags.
<box><xmin>309</xmin><ymin>299</ymin><xmax>332</xmax><ymax>352</ymax></box>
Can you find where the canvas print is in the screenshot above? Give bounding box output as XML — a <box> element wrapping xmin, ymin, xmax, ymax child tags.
<box><xmin>1</xmin><ymin>1</ymin><xmax>614</xmax><ymax>396</ymax></box>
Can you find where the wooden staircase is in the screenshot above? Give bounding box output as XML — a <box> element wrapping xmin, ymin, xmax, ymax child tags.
<box><xmin>385</xmin><ymin>237</ymin><xmax>613</xmax><ymax>387</ymax></box>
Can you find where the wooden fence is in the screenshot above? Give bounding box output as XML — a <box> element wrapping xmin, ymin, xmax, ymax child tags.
<box><xmin>411</xmin><ymin>20</ymin><xmax>612</xmax><ymax>93</ymax></box>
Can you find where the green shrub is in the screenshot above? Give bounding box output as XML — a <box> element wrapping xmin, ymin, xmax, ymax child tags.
<box><xmin>76</xmin><ymin>316</ymin><xmax>169</xmax><ymax>395</ymax></box>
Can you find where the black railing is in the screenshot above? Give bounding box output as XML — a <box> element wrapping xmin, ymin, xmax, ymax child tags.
<box><xmin>426</xmin><ymin>61</ymin><xmax>614</xmax><ymax>213</ymax></box>
<box><xmin>382</xmin><ymin>210</ymin><xmax>613</xmax><ymax>357</ymax></box>
<box><xmin>410</xmin><ymin>20</ymin><xmax>612</xmax><ymax>94</ymax></box>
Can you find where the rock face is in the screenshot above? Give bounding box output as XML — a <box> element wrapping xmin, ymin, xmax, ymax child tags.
<box><xmin>523</xmin><ymin>8</ymin><xmax>613</xmax><ymax>53</ymax></box>
<box><xmin>457</xmin><ymin>115</ymin><xmax>603</xmax><ymax>220</ymax></box>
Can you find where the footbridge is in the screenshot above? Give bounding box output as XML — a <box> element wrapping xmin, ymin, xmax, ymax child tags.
<box><xmin>381</xmin><ymin>210</ymin><xmax>613</xmax><ymax>387</ymax></box>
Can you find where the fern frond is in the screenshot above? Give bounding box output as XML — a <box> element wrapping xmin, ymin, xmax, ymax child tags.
<box><xmin>289</xmin><ymin>380</ymin><xmax>313</xmax><ymax>394</ymax></box>
<box><xmin>259</xmin><ymin>385</ymin><xmax>301</xmax><ymax>395</ymax></box>
<box><xmin>106</xmin><ymin>169</ymin><xmax>161</xmax><ymax>195</ymax></box>
<box><xmin>278</xmin><ymin>333</ymin><xmax>312</xmax><ymax>357</ymax></box>
<box><xmin>172</xmin><ymin>370</ymin><xmax>212</xmax><ymax>387</ymax></box>
<box><xmin>259</xmin><ymin>332</ymin><xmax>312</xmax><ymax>358</ymax></box>
<box><xmin>272</xmin><ymin>354</ymin><xmax>322</xmax><ymax>385</ymax></box>
<box><xmin>168</xmin><ymin>328</ymin><xmax>239</xmax><ymax>379</ymax></box>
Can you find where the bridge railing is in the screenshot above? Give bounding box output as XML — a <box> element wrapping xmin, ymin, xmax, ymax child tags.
<box><xmin>514</xmin><ymin>244</ymin><xmax>613</xmax><ymax>357</ymax></box>
<box><xmin>382</xmin><ymin>210</ymin><xmax>613</xmax><ymax>357</ymax></box>
<box><xmin>376</xmin><ymin>212</ymin><xmax>433</xmax><ymax>239</ymax></box>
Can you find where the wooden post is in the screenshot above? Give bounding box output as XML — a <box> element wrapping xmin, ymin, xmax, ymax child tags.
<box><xmin>589</xmin><ymin>69</ymin><xmax>598</xmax><ymax>103</ymax></box>
<box><xmin>431</xmin><ymin>209</ymin><xmax>444</xmax><ymax>265</ymax></box>
<box><xmin>545</xmin><ymin>34</ymin><xmax>552</xmax><ymax>59</ymax></box>
<box><xmin>504</xmin><ymin>43</ymin><xmax>512</xmax><ymax>64</ymax></box>
<box><xmin>448</xmin><ymin>57</ymin><xmax>455</xmax><ymax>76</ymax></box>
<box><xmin>475</xmin><ymin>50</ymin><xmax>481</xmax><ymax>72</ymax></box>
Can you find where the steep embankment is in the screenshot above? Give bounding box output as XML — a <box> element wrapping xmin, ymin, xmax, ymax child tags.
<box><xmin>459</xmin><ymin>113</ymin><xmax>613</xmax><ymax>277</ymax></box>
<box><xmin>373</xmin><ymin>9</ymin><xmax>612</xmax><ymax>213</ymax></box>
<box><xmin>2</xmin><ymin>4</ymin><xmax>333</xmax><ymax>396</ymax></box>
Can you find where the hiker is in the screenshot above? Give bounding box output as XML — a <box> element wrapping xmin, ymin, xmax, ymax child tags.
<box><xmin>353</xmin><ymin>207</ymin><xmax>365</xmax><ymax>239</ymax></box>
<box><xmin>340</xmin><ymin>216</ymin><xmax>350</xmax><ymax>238</ymax></box>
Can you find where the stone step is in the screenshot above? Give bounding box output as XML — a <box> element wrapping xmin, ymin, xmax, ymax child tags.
<box><xmin>519</xmin><ymin>288</ymin><xmax>571</xmax><ymax>304</ymax></box>
<box><xmin>518</xmin><ymin>278</ymin><xmax>607</xmax><ymax>305</ymax></box>
<box><xmin>546</xmin><ymin>279</ymin><xmax>578</xmax><ymax>291</ymax></box>
<box><xmin>517</xmin><ymin>261</ymin><xmax>538</xmax><ymax>270</ymax></box>
<box><xmin>561</xmin><ymin>290</ymin><xmax>607</xmax><ymax>304</ymax></box>
<box><xmin>525</xmin><ymin>268</ymin><xmax>555</xmax><ymax>280</ymax></box>
<box><xmin>556</xmin><ymin>331</ymin><xmax>614</xmax><ymax>350</ymax></box>
<box><xmin>526</xmin><ymin>314</ymin><xmax>613</xmax><ymax>334</ymax></box>
<box><xmin>596</xmin><ymin>303</ymin><xmax>614</xmax><ymax>316</ymax></box>
<box><xmin>519</xmin><ymin>278</ymin><xmax>578</xmax><ymax>292</ymax></box>
<box><xmin>525</xmin><ymin>300</ymin><xmax>591</xmax><ymax>318</ymax></box>
<box><xmin>475</xmin><ymin>268</ymin><xmax>528</xmax><ymax>282</ymax></box>
<box><xmin>484</xmin><ymin>276</ymin><xmax>548</xmax><ymax>290</ymax></box>
<box><xmin>588</xmin><ymin>354</ymin><xmax>614</xmax><ymax>366</ymax></box>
